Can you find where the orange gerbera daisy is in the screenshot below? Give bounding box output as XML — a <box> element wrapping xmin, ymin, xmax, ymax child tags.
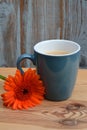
<box><xmin>1</xmin><ymin>69</ymin><xmax>45</xmax><ymax>110</ymax></box>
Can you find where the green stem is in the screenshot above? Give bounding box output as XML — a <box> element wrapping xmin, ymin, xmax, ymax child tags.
<box><xmin>0</xmin><ymin>75</ymin><xmax>6</xmax><ymax>80</ymax></box>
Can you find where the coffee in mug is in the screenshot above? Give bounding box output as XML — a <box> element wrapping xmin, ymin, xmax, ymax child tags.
<box><xmin>46</xmin><ymin>50</ymin><xmax>69</xmax><ymax>55</ymax></box>
<box><xmin>17</xmin><ymin>39</ymin><xmax>80</xmax><ymax>101</ymax></box>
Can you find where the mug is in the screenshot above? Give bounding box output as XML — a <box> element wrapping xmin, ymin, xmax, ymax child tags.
<box><xmin>17</xmin><ymin>39</ymin><xmax>80</xmax><ymax>101</ymax></box>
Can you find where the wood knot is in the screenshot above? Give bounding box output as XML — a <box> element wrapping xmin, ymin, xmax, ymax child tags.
<box><xmin>59</xmin><ymin>119</ymin><xmax>78</xmax><ymax>126</ymax></box>
<box><xmin>66</xmin><ymin>103</ymin><xmax>86</xmax><ymax>111</ymax></box>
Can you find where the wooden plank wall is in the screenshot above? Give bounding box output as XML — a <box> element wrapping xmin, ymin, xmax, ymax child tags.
<box><xmin>0</xmin><ymin>0</ymin><xmax>87</xmax><ymax>68</ymax></box>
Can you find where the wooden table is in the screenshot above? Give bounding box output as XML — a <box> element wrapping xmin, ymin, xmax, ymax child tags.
<box><xmin>0</xmin><ymin>68</ymin><xmax>87</xmax><ymax>130</ymax></box>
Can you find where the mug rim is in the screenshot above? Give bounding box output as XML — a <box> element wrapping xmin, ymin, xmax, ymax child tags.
<box><xmin>34</xmin><ymin>39</ymin><xmax>81</xmax><ymax>57</ymax></box>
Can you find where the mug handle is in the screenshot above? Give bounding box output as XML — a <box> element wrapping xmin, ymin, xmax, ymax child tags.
<box><xmin>16</xmin><ymin>53</ymin><xmax>36</xmax><ymax>74</ymax></box>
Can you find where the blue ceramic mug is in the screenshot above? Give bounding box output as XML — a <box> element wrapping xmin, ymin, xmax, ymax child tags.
<box><xmin>17</xmin><ymin>39</ymin><xmax>80</xmax><ymax>101</ymax></box>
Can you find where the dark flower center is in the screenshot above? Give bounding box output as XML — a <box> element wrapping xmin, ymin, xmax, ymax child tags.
<box><xmin>22</xmin><ymin>89</ymin><xmax>29</xmax><ymax>95</ymax></box>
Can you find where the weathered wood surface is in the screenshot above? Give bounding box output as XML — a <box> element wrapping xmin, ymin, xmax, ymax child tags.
<box><xmin>0</xmin><ymin>0</ymin><xmax>87</xmax><ymax>67</ymax></box>
<box><xmin>0</xmin><ymin>68</ymin><xmax>87</xmax><ymax>130</ymax></box>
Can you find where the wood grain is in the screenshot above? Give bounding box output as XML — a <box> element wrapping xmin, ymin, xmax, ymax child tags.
<box><xmin>0</xmin><ymin>0</ymin><xmax>21</xmax><ymax>67</ymax></box>
<box><xmin>0</xmin><ymin>68</ymin><xmax>87</xmax><ymax>130</ymax></box>
<box><xmin>0</xmin><ymin>0</ymin><xmax>87</xmax><ymax>67</ymax></box>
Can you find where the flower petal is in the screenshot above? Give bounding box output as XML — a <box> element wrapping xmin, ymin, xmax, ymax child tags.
<box><xmin>1</xmin><ymin>68</ymin><xmax>45</xmax><ymax>110</ymax></box>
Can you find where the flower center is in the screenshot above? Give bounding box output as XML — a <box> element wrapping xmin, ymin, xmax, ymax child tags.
<box><xmin>22</xmin><ymin>89</ymin><xmax>29</xmax><ymax>95</ymax></box>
